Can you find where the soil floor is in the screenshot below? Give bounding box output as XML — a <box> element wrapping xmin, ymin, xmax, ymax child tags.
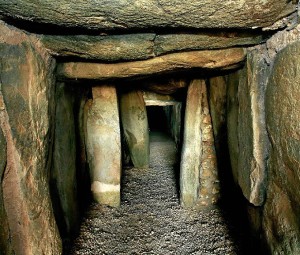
<box><xmin>69</xmin><ymin>132</ymin><xmax>263</xmax><ymax>255</ymax></box>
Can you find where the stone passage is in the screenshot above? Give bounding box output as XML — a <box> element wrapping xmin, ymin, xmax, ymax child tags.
<box><xmin>69</xmin><ymin>132</ymin><xmax>260</xmax><ymax>255</ymax></box>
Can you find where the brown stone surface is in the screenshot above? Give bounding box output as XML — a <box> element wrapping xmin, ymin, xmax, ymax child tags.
<box><xmin>226</xmin><ymin>52</ymin><xmax>269</xmax><ymax>206</ymax></box>
<box><xmin>264</xmin><ymin>41</ymin><xmax>300</xmax><ymax>254</ymax></box>
<box><xmin>0</xmin><ymin>22</ymin><xmax>62</xmax><ymax>254</ymax></box>
<box><xmin>57</xmin><ymin>48</ymin><xmax>246</xmax><ymax>81</ymax></box>
<box><xmin>86</xmin><ymin>86</ymin><xmax>121</xmax><ymax>207</ymax></box>
<box><xmin>0</xmin><ymin>127</ymin><xmax>13</xmax><ymax>255</ymax></box>
<box><xmin>180</xmin><ymin>80</ymin><xmax>203</xmax><ymax>207</ymax></box>
<box><xmin>120</xmin><ymin>89</ymin><xmax>149</xmax><ymax>168</ymax></box>
<box><xmin>143</xmin><ymin>79</ymin><xmax>187</xmax><ymax>95</ymax></box>
<box><xmin>51</xmin><ymin>83</ymin><xmax>79</xmax><ymax>238</ymax></box>
<box><xmin>41</xmin><ymin>32</ymin><xmax>263</xmax><ymax>61</ymax></box>
<box><xmin>0</xmin><ymin>0</ymin><xmax>294</xmax><ymax>30</ymax></box>
<box><xmin>143</xmin><ymin>91</ymin><xmax>177</xmax><ymax>106</ymax></box>
<box><xmin>180</xmin><ymin>80</ymin><xmax>219</xmax><ymax>207</ymax></box>
<box><xmin>208</xmin><ymin>76</ymin><xmax>227</xmax><ymax>151</ymax></box>
<box><xmin>198</xmin><ymin>83</ymin><xmax>220</xmax><ymax>206</ymax></box>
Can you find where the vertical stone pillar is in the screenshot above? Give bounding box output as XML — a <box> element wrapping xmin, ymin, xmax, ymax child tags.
<box><xmin>52</xmin><ymin>82</ymin><xmax>79</xmax><ymax>237</ymax></box>
<box><xmin>198</xmin><ymin>83</ymin><xmax>220</xmax><ymax>206</ymax></box>
<box><xmin>180</xmin><ymin>80</ymin><xmax>203</xmax><ymax>207</ymax></box>
<box><xmin>180</xmin><ymin>79</ymin><xmax>219</xmax><ymax>207</ymax></box>
<box><xmin>86</xmin><ymin>86</ymin><xmax>121</xmax><ymax>207</ymax></box>
<box><xmin>120</xmin><ymin>89</ymin><xmax>149</xmax><ymax>168</ymax></box>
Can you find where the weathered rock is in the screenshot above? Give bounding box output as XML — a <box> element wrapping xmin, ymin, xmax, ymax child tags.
<box><xmin>86</xmin><ymin>86</ymin><xmax>121</xmax><ymax>207</ymax></box>
<box><xmin>0</xmin><ymin>127</ymin><xmax>13</xmax><ymax>255</ymax></box>
<box><xmin>180</xmin><ymin>80</ymin><xmax>219</xmax><ymax>207</ymax></box>
<box><xmin>41</xmin><ymin>32</ymin><xmax>263</xmax><ymax>61</ymax></box>
<box><xmin>41</xmin><ymin>34</ymin><xmax>155</xmax><ymax>62</ymax></box>
<box><xmin>180</xmin><ymin>80</ymin><xmax>203</xmax><ymax>207</ymax></box>
<box><xmin>0</xmin><ymin>0</ymin><xmax>294</xmax><ymax>30</ymax></box>
<box><xmin>0</xmin><ymin>22</ymin><xmax>62</xmax><ymax>254</ymax></box>
<box><xmin>51</xmin><ymin>82</ymin><xmax>79</xmax><ymax>238</ymax></box>
<box><xmin>154</xmin><ymin>33</ymin><xmax>264</xmax><ymax>56</ymax></box>
<box><xmin>143</xmin><ymin>91</ymin><xmax>177</xmax><ymax>106</ymax></box>
<box><xmin>226</xmin><ymin>51</ymin><xmax>269</xmax><ymax>206</ymax></box>
<box><xmin>198</xmin><ymin>83</ymin><xmax>220</xmax><ymax>206</ymax></box>
<box><xmin>164</xmin><ymin>103</ymin><xmax>182</xmax><ymax>147</ymax></box>
<box><xmin>208</xmin><ymin>76</ymin><xmax>227</xmax><ymax>151</ymax></box>
<box><xmin>120</xmin><ymin>89</ymin><xmax>149</xmax><ymax>168</ymax></box>
<box><xmin>143</xmin><ymin>79</ymin><xmax>187</xmax><ymax>95</ymax></box>
<box><xmin>57</xmin><ymin>48</ymin><xmax>246</xmax><ymax>81</ymax></box>
<box><xmin>226</xmin><ymin>72</ymin><xmax>240</xmax><ymax>184</ymax></box>
<box><xmin>264</xmin><ymin>41</ymin><xmax>300</xmax><ymax>254</ymax></box>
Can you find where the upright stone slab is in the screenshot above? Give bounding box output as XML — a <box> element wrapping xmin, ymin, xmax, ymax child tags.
<box><xmin>264</xmin><ymin>41</ymin><xmax>300</xmax><ymax>254</ymax></box>
<box><xmin>0</xmin><ymin>127</ymin><xmax>13</xmax><ymax>255</ymax></box>
<box><xmin>86</xmin><ymin>86</ymin><xmax>121</xmax><ymax>207</ymax></box>
<box><xmin>181</xmin><ymin>80</ymin><xmax>219</xmax><ymax>207</ymax></box>
<box><xmin>120</xmin><ymin>89</ymin><xmax>149</xmax><ymax>168</ymax></box>
<box><xmin>51</xmin><ymin>82</ymin><xmax>79</xmax><ymax>238</ymax></box>
<box><xmin>198</xmin><ymin>83</ymin><xmax>220</xmax><ymax>206</ymax></box>
<box><xmin>180</xmin><ymin>80</ymin><xmax>203</xmax><ymax>207</ymax></box>
<box><xmin>208</xmin><ymin>76</ymin><xmax>227</xmax><ymax>151</ymax></box>
<box><xmin>0</xmin><ymin>22</ymin><xmax>62</xmax><ymax>255</ymax></box>
<box><xmin>227</xmin><ymin>50</ymin><xmax>269</xmax><ymax>207</ymax></box>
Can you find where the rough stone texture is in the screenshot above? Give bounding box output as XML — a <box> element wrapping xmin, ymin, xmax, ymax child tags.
<box><xmin>180</xmin><ymin>80</ymin><xmax>219</xmax><ymax>207</ymax></box>
<box><xmin>143</xmin><ymin>79</ymin><xmax>187</xmax><ymax>95</ymax></box>
<box><xmin>143</xmin><ymin>91</ymin><xmax>177</xmax><ymax>106</ymax></box>
<box><xmin>180</xmin><ymin>80</ymin><xmax>203</xmax><ymax>207</ymax></box>
<box><xmin>198</xmin><ymin>83</ymin><xmax>220</xmax><ymax>206</ymax></box>
<box><xmin>120</xmin><ymin>89</ymin><xmax>149</xmax><ymax>168</ymax></box>
<box><xmin>0</xmin><ymin>127</ymin><xmax>13</xmax><ymax>255</ymax></box>
<box><xmin>264</xmin><ymin>41</ymin><xmax>300</xmax><ymax>255</ymax></box>
<box><xmin>86</xmin><ymin>86</ymin><xmax>121</xmax><ymax>207</ymax></box>
<box><xmin>0</xmin><ymin>0</ymin><xmax>294</xmax><ymax>30</ymax></box>
<box><xmin>57</xmin><ymin>48</ymin><xmax>246</xmax><ymax>81</ymax></box>
<box><xmin>226</xmin><ymin>72</ymin><xmax>240</xmax><ymax>184</ymax></box>
<box><xmin>41</xmin><ymin>32</ymin><xmax>263</xmax><ymax>61</ymax></box>
<box><xmin>164</xmin><ymin>103</ymin><xmax>182</xmax><ymax>147</ymax></box>
<box><xmin>51</xmin><ymin>83</ymin><xmax>79</xmax><ymax>238</ymax></box>
<box><xmin>226</xmin><ymin>52</ymin><xmax>269</xmax><ymax>206</ymax></box>
<box><xmin>41</xmin><ymin>34</ymin><xmax>155</xmax><ymax>62</ymax></box>
<box><xmin>0</xmin><ymin>22</ymin><xmax>62</xmax><ymax>254</ymax></box>
<box><xmin>208</xmin><ymin>76</ymin><xmax>227</xmax><ymax>151</ymax></box>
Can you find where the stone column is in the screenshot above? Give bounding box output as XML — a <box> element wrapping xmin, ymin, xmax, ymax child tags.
<box><xmin>180</xmin><ymin>79</ymin><xmax>219</xmax><ymax>207</ymax></box>
<box><xmin>180</xmin><ymin>80</ymin><xmax>203</xmax><ymax>207</ymax></box>
<box><xmin>86</xmin><ymin>86</ymin><xmax>121</xmax><ymax>207</ymax></box>
<box><xmin>120</xmin><ymin>89</ymin><xmax>149</xmax><ymax>168</ymax></box>
<box><xmin>52</xmin><ymin>82</ymin><xmax>79</xmax><ymax>237</ymax></box>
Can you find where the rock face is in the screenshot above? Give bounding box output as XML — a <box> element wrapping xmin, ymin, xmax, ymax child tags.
<box><xmin>208</xmin><ymin>76</ymin><xmax>227</xmax><ymax>152</ymax></box>
<box><xmin>41</xmin><ymin>32</ymin><xmax>263</xmax><ymax>62</ymax></box>
<box><xmin>180</xmin><ymin>80</ymin><xmax>219</xmax><ymax>207</ymax></box>
<box><xmin>86</xmin><ymin>86</ymin><xmax>121</xmax><ymax>207</ymax></box>
<box><xmin>0</xmin><ymin>0</ymin><xmax>293</xmax><ymax>30</ymax></box>
<box><xmin>51</xmin><ymin>83</ymin><xmax>79</xmax><ymax>238</ymax></box>
<box><xmin>264</xmin><ymin>41</ymin><xmax>300</xmax><ymax>254</ymax></box>
<box><xmin>226</xmin><ymin>52</ymin><xmax>269</xmax><ymax>206</ymax></box>
<box><xmin>57</xmin><ymin>48</ymin><xmax>246</xmax><ymax>81</ymax></box>
<box><xmin>0</xmin><ymin>127</ymin><xmax>13</xmax><ymax>255</ymax></box>
<box><xmin>120</xmin><ymin>89</ymin><xmax>149</xmax><ymax>168</ymax></box>
<box><xmin>0</xmin><ymin>22</ymin><xmax>62</xmax><ymax>254</ymax></box>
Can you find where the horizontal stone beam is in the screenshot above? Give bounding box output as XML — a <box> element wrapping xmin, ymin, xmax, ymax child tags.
<box><xmin>0</xmin><ymin>1</ymin><xmax>295</xmax><ymax>30</ymax></box>
<box><xmin>41</xmin><ymin>32</ymin><xmax>263</xmax><ymax>61</ymax></box>
<box><xmin>57</xmin><ymin>48</ymin><xmax>246</xmax><ymax>81</ymax></box>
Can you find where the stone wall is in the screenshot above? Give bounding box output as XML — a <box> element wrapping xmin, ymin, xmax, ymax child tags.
<box><xmin>226</xmin><ymin>24</ymin><xmax>300</xmax><ymax>254</ymax></box>
<box><xmin>0</xmin><ymin>22</ymin><xmax>62</xmax><ymax>254</ymax></box>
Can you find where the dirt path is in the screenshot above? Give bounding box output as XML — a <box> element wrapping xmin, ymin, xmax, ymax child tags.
<box><xmin>70</xmin><ymin>132</ymin><xmax>260</xmax><ymax>255</ymax></box>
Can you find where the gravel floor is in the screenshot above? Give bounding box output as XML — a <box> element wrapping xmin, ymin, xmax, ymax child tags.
<box><xmin>69</xmin><ymin>132</ymin><xmax>261</xmax><ymax>255</ymax></box>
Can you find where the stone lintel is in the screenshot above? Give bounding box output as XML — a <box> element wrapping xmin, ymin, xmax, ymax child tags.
<box><xmin>57</xmin><ymin>48</ymin><xmax>246</xmax><ymax>81</ymax></box>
